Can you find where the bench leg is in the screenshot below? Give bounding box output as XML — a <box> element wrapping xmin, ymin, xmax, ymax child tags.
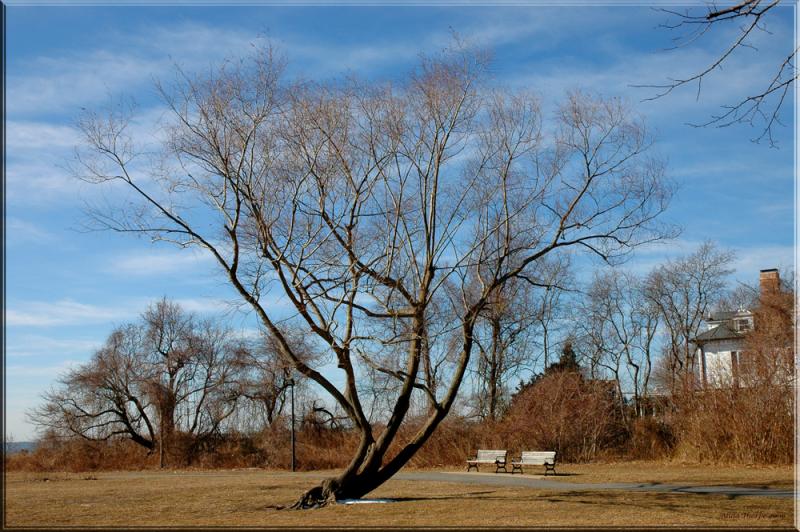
<box><xmin>544</xmin><ymin>463</ymin><xmax>556</xmax><ymax>476</ymax></box>
<box><xmin>511</xmin><ymin>464</ymin><xmax>522</xmax><ymax>475</ymax></box>
<box><xmin>467</xmin><ymin>463</ymin><xmax>478</xmax><ymax>472</ymax></box>
<box><xmin>496</xmin><ymin>463</ymin><xmax>507</xmax><ymax>473</ymax></box>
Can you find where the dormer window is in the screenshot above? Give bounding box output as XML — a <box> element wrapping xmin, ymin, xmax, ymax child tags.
<box><xmin>735</xmin><ymin>319</ymin><xmax>750</xmax><ymax>332</ymax></box>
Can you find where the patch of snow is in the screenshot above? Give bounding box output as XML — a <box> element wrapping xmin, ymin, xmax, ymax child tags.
<box><xmin>337</xmin><ymin>498</ymin><xmax>396</xmax><ymax>505</ymax></box>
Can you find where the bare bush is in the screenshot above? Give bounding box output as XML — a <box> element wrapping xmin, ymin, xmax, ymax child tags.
<box><xmin>670</xmin><ymin>385</ymin><xmax>792</xmax><ymax>464</ymax></box>
<box><xmin>626</xmin><ymin>417</ymin><xmax>676</xmax><ymax>460</ymax></box>
<box><xmin>501</xmin><ymin>371</ymin><xmax>624</xmax><ymax>462</ymax></box>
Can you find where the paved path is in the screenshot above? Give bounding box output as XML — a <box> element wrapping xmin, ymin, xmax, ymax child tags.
<box><xmin>394</xmin><ymin>471</ymin><xmax>795</xmax><ymax>499</ymax></box>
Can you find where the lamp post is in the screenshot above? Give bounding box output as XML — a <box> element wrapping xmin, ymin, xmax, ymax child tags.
<box><xmin>288</xmin><ymin>378</ymin><xmax>296</xmax><ymax>472</ymax></box>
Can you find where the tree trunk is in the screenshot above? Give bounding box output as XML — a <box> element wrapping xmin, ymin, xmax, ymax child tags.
<box><xmin>287</xmin><ymin>315</ymin><xmax>475</xmax><ymax>510</ymax></box>
<box><xmin>488</xmin><ymin>318</ymin><xmax>501</xmax><ymax>421</ymax></box>
<box><xmin>288</xmin><ymin>412</ymin><xmax>446</xmax><ymax>509</ymax></box>
<box><xmin>158</xmin><ymin>388</ymin><xmax>177</xmax><ymax>469</ymax></box>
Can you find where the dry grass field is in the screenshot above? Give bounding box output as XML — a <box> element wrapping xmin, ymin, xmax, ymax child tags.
<box><xmin>4</xmin><ymin>464</ymin><xmax>795</xmax><ymax>528</ymax></box>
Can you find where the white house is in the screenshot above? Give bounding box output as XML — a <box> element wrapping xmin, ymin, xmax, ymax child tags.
<box><xmin>693</xmin><ymin>269</ymin><xmax>780</xmax><ymax>388</ymax></box>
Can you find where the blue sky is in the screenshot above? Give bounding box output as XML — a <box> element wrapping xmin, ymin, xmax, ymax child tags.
<box><xmin>4</xmin><ymin>4</ymin><xmax>795</xmax><ymax>441</ymax></box>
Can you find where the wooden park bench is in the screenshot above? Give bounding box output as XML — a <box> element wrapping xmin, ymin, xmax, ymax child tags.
<box><xmin>466</xmin><ymin>449</ymin><xmax>508</xmax><ymax>473</ymax></box>
<box><xmin>510</xmin><ymin>451</ymin><xmax>557</xmax><ymax>476</ymax></box>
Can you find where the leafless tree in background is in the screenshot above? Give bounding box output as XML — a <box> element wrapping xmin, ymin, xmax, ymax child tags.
<box><xmin>644</xmin><ymin>242</ymin><xmax>734</xmax><ymax>394</ymax></box>
<box><xmin>471</xmin><ymin>279</ymin><xmax>539</xmax><ymax>421</ymax></box>
<box><xmin>530</xmin><ymin>257</ymin><xmax>574</xmax><ymax>370</ymax></box>
<box><xmin>29</xmin><ymin>299</ymin><xmax>243</xmax><ymax>467</ymax></box>
<box><xmin>30</xmin><ymin>323</ymin><xmax>158</xmax><ymax>452</ymax></box>
<box><xmin>74</xmin><ymin>43</ymin><xmax>677</xmax><ymax>506</ymax></box>
<box><xmin>470</xmin><ymin>256</ymin><xmax>572</xmax><ymax>421</ymax></box>
<box><xmin>642</xmin><ymin>1</ymin><xmax>795</xmax><ymax>146</ymax></box>
<box><xmin>229</xmin><ymin>326</ymin><xmax>325</xmax><ymax>436</ymax></box>
<box><xmin>232</xmin><ymin>336</ymin><xmax>294</xmax><ymax>431</ymax></box>
<box><xmin>578</xmin><ymin>269</ymin><xmax>659</xmax><ymax>421</ymax></box>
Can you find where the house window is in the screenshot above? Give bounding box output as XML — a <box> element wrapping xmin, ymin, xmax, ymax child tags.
<box><xmin>735</xmin><ymin>319</ymin><xmax>750</xmax><ymax>332</ymax></box>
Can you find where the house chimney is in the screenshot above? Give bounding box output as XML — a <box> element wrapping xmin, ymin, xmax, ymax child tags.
<box><xmin>759</xmin><ymin>268</ymin><xmax>780</xmax><ymax>297</ymax></box>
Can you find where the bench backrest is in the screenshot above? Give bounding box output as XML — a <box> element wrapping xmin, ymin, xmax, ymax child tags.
<box><xmin>520</xmin><ymin>451</ymin><xmax>556</xmax><ymax>464</ymax></box>
<box><xmin>476</xmin><ymin>449</ymin><xmax>507</xmax><ymax>461</ymax></box>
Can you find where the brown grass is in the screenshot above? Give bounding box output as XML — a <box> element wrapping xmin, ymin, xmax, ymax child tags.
<box><xmin>4</xmin><ymin>467</ymin><xmax>794</xmax><ymax>528</ymax></box>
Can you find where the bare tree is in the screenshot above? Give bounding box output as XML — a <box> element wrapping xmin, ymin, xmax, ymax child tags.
<box><xmin>641</xmin><ymin>1</ymin><xmax>795</xmax><ymax>146</ymax></box>
<box><xmin>74</xmin><ymin>43</ymin><xmax>676</xmax><ymax>506</ymax></box>
<box><xmin>142</xmin><ymin>299</ymin><xmax>243</xmax><ymax>466</ymax></box>
<box><xmin>530</xmin><ymin>257</ymin><xmax>574</xmax><ymax>369</ymax></box>
<box><xmin>233</xmin><ymin>346</ymin><xmax>292</xmax><ymax>431</ymax></box>
<box><xmin>578</xmin><ymin>269</ymin><xmax>659</xmax><ymax>421</ymax></box>
<box><xmin>470</xmin><ymin>257</ymin><xmax>572</xmax><ymax>421</ymax></box>
<box><xmin>29</xmin><ymin>323</ymin><xmax>158</xmax><ymax>452</ymax></box>
<box><xmin>471</xmin><ymin>279</ymin><xmax>537</xmax><ymax>421</ymax></box>
<box><xmin>29</xmin><ymin>299</ymin><xmax>242</xmax><ymax>467</ymax></box>
<box><xmin>230</xmin><ymin>330</ymin><xmax>317</xmax><ymax>433</ymax></box>
<box><xmin>644</xmin><ymin>242</ymin><xmax>734</xmax><ymax>393</ymax></box>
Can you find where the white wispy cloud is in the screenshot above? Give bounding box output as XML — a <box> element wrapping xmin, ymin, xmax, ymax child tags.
<box><xmin>233</xmin><ymin>327</ymin><xmax>266</xmax><ymax>340</ymax></box>
<box><xmin>7</xmin><ymin>120</ymin><xmax>81</xmax><ymax>151</ymax></box>
<box><xmin>6</xmin><ymin>105</ymin><xmax>175</xmax><ymax>209</ymax></box>
<box><xmin>6</xmin><ymin>335</ymin><xmax>102</xmax><ymax>359</ymax></box>
<box><xmin>583</xmin><ymin>238</ymin><xmax>704</xmax><ymax>277</ymax></box>
<box><xmin>7</xmin><ymin>24</ymin><xmax>256</xmax><ymax>118</ymax></box>
<box><xmin>6</xmin><ymin>217</ymin><xmax>56</xmax><ymax>243</ymax></box>
<box><xmin>8</xmin><ymin>51</ymin><xmax>168</xmax><ymax>117</ymax></box>
<box><xmin>583</xmin><ymin>240</ymin><xmax>794</xmax><ymax>286</ymax></box>
<box><xmin>5</xmin><ymin>359</ymin><xmax>84</xmax><ymax>379</ymax></box>
<box><xmin>505</xmin><ymin>13</ymin><xmax>793</xmax><ymax>132</ymax></box>
<box><xmin>5</xmin><ymin>160</ymin><xmax>80</xmax><ymax>204</ymax></box>
<box><xmin>128</xmin><ymin>22</ymin><xmax>256</xmax><ymax>60</ymax></box>
<box><xmin>106</xmin><ymin>247</ymin><xmax>215</xmax><ymax>277</ymax></box>
<box><xmin>0</xmin><ymin>13</ymin><xmax>592</xmax><ymax>121</ymax></box>
<box><xmin>731</xmin><ymin>245</ymin><xmax>794</xmax><ymax>281</ymax></box>
<box><xmin>6</xmin><ymin>299</ymin><xmax>134</xmax><ymax>327</ymax></box>
<box><xmin>171</xmin><ymin>294</ymin><xmax>296</xmax><ymax>320</ymax></box>
<box><xmin>273</xmin><ymin>9</ymin><xmax>617</xmax><ymax>79</ymax></box>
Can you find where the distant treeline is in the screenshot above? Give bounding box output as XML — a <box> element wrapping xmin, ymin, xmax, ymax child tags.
<box><xmin>15</xmin><ymin>245</ymin><xmax>794</xmax><ymax>472</ymax></box>
<box><xmin>9</xmin><ymin>359</ymin><xmax>793</xmax><ymax>472</ymax></box>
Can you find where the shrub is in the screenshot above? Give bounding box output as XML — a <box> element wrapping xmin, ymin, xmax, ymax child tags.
<box><xmin>671</xmin><ymin>385</ymin><xmax>793</xmax><ymax>464</ymax></box>
<box><xmin>499</xmin><ymin>370</ymin><xmax>625</xmax><ymax>462</ymax></box>
<box><xmin>626</xmin><ymin>417</ymin><xmax>676</xmax><ymax>460</ymax></box>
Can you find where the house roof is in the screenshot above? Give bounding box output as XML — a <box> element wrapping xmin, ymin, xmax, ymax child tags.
<box><xmin>707</xmin><ymin>310</ymin><xmax>751</xmax><ymax>322</ymax></box>
<box><xmin>693</xmin><ymin>322</ymin><xmax>744</xmax><ymax>343</ymax></box>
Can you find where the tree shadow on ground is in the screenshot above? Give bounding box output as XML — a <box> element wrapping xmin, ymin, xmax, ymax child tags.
<box><xmin>536</xmin><ymin>488</ymin><xmax>787</xmax><ymax>514</ymax></box>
